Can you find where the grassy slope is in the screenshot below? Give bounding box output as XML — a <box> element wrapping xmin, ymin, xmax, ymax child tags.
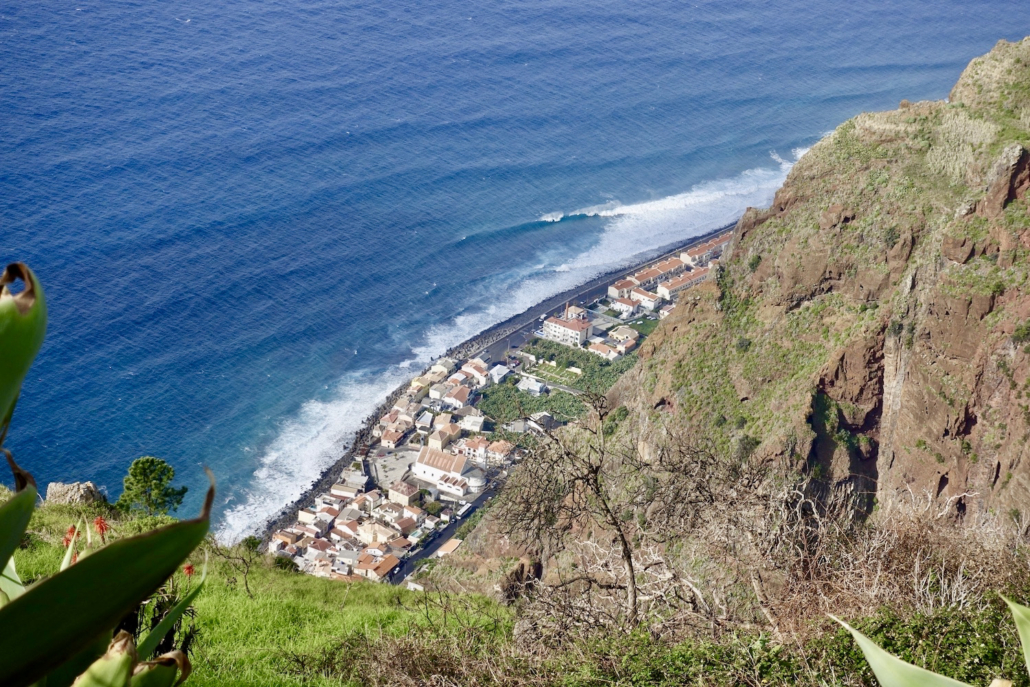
<box><xmin>7</xmin><ymin>489</ymin><xmax>425</xmax><ymax>687</ymax></box>
<box><xmin>188</xmin><ymin>567</ymin><xmax>416</xmax><ymax>687</ymax></box>
<box><xmin>6</xmin><ymin>450</ymin><xmax>1030</xmax><ymax>685</ymax></box>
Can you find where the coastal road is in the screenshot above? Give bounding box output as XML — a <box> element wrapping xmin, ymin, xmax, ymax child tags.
<box><xmin>474</xmin><ymin>286</ymin><xmax>609</xmax><ymax>365</ymax></box>
<box><xmin>391</xmin><ymin>485</ymin><xmax>496</xmax><ymax>584</ymax></box>
<box><xmin>466</xmin><ymin>227</ymin><xmax>730</xmax><ymax>365</ymax></box>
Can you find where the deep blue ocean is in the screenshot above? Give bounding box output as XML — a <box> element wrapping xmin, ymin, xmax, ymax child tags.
<box><xmin>3</xmin><ymin>0</ymin><xmax>1028</xmax><ymax>538</ymax></box>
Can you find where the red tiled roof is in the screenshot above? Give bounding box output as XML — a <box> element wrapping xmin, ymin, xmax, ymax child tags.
<box><xmin>373</xmin><ymin>554</ymin><xmax>401</xmax><ymax>578</ymax></box>
<box><xmin>546</xmin><ymin>316</ymin><xmax>591</xmax><ymax>332</ymax></box>
<box><xmin>417</xmin><ymin>446</ymin><xmax>467</xmax><ymax>475</ymax></box>
<box><xmin>390</xmin><ymin>480</ymin><xmax>419</xmax><ymax>497</ymax></box>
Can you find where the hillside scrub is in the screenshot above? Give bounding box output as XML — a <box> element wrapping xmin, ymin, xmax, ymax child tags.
<box><xmin>9</xmin><ymin>475</ymin><xmax>1030</xmax><ymax>685</ymax></box>
<box><xmin>426</xmin><ymin>37</ymin><xmax>1030</xmax><ymax>685</ymax></box>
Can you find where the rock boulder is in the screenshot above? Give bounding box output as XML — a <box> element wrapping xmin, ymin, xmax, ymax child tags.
<box><xmin>46</xmin><ymin>481</ymin><xmax>106</xmax><ymax>505</ymax></box>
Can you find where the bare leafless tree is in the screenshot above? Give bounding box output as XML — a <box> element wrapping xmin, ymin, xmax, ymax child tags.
<box><xmin>495</xmin><ymin>393</ymin><xmax>773</xmax><ymax>634</ymax></box>
<box><xmin>495</xmin><ymin>393</ymin><xmax>646</xmax><ymax>625</ymax></box>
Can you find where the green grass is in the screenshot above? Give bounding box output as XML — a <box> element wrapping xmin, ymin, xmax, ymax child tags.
<box><xmin>188</xmin><ymin>565</ymin><xmax>419</xmax><ymax>687</ymax></box>
<box><xmin>4</xmin><ymin>491</ymin><xmax>448</xmax><ymax>687</ymax></box>
<box><xmin>629</xmin><ymin>317</ymin><xmax>659</xmax><ymax>336</ymax></box>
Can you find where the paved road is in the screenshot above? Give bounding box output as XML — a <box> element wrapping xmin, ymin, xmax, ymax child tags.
<box><xmin>390</xmin><ymin>485</ymin><xmax>497</xmax><ymax>584</ymax></box>
<box><xmin>517</xmin><ymin>370</ymin><xmax>583</xmax><ymax>396</ymax></box>
<box><xmin>473</xmin><ymin>283</ymin><xmax>615</xmax><ymax>365</ymax></box>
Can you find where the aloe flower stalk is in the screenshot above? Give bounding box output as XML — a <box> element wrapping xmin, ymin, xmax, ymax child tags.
<box><xmin>94</xmin><ymin>516</ymin><xmax>110</xmax><ymax>544</ymax></box>
<box><xmin>0</xmin><ymin>263</ymin><xmax>47</xmax><ymax>447</ymax></box>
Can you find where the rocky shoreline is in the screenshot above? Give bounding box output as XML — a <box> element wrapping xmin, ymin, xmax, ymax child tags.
<box><xmin>258</xmin><ymin>222</ymin><xmax>736</xmax><ymax>541</ymax></box>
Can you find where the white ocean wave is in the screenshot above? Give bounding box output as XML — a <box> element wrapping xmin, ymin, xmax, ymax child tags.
<box><xmin>215</xmin><ymin>364</ymin><xmax>422</xmax><ymax>542</ymax></box>
<box><xmin>218</xmin><ymin>149</ymin><xmax>806</xmax><ymax>540</ymax></box>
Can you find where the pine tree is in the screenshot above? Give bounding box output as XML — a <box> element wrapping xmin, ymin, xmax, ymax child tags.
<box><xmin>116</xmin><ymin>456</ymin><xmax>188</xmax><ymax>515</ymax></box>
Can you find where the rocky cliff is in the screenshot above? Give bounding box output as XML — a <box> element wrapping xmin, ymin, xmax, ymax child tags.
<box><xmin>616</xmin><ymin>37</ymin><xmax>1030</xmax><ymax>524</ymax></box>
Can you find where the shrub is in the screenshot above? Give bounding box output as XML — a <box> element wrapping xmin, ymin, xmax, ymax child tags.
<box><xmin>1013</xmin><ymin>320</ymin><xmax>1030</xmax><ymax>344</ymax></box>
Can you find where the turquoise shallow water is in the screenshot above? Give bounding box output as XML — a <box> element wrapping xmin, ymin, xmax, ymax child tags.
<box><xmin>2</xmin><ymin>0</ymin><xmax>1027</xmax><ymax>538</ymax></box>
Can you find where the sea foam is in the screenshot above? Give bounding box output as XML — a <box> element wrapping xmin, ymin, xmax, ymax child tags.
<box><xmin>216</xmin><ymin>149</ymin><xmax>805</xmax><ymax>540</ymax></box>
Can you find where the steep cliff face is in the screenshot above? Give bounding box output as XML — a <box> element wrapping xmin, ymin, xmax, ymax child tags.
<box><xmin>617</xmin><ymin>38</ymin><xmax>1030</xmax><ymax>522</ymax></box>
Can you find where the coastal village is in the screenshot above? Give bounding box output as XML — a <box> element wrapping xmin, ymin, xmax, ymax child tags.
<box><xmin>267</xmin><ymin>231</ymin><xmax>731</xmax><ymax>583</ymax></box>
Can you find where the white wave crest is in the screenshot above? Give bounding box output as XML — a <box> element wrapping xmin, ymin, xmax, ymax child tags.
<box><xmin>215</xmin><ymin>364</ymin><xmax>421</xmax><ymax>542</ymax></box>
<box><xmin>219</xmin><ymin>149</ymin><xmax>806</xmax><ymax>541</ymax></box>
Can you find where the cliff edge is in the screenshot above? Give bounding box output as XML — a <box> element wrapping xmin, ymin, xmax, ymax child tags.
<box><xmin>616</xmin><ymin>37</ymin><xmax>1030</xmax><ymax>524</ymax></box>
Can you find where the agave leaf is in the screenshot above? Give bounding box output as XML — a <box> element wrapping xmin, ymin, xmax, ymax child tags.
<box><xmin>1003</xmin><ymin>596</ymin><xmax>1030</xmax><ymax>677</ymax></box>
<box><xmin>72</xmin><ymin>631</ymin><xmax>137</xmax><ymax>687</ymax></box>
<box><xmin>131</xmin><ymin>651</ymin><xmax>190</xmax><ymax>687</ymax></box>
<box><xmin>0</xmin><ymin>473</ymin><xmax>214</xmax><ymax>687</ymax></box>
<box><xmin>136</xmin><ymin>556</ymin><xmax>207</xmax><ymax>660</ymax></box>
<box><xmin>0</xmin><ymin>450</ymin><xmax>37</xmax><ymax>576</ymax></box>
<box><xmin>1</xmin><ymin>555</ymin><xmax>25</xmax><ymax>600</ymax></box>
<box><xmin>830</xmin><ymin>615</ymin><xmax>973</xmax><ymax>687</ymax></box>
<box><xmin>60</xmin><ymin>520</ymin><xmax>81</xmax><ymax>571</ymax></box>
<box><xmin>0</xmin><ymin>263</ymin><xmax>47</xmax><ymax>447</ymax></box>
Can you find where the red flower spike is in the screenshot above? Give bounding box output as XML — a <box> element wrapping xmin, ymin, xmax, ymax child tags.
<box><xmin>93</xmin><ymin>515</ymin><xmax>109</xmax><ymax>542</ymax></box>
<box><xmin>183</xmin><ymin>564</ymin><xmax>195</xmax><ymax>577</ymax></box>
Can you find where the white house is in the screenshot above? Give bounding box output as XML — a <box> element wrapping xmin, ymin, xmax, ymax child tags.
<box><xmin>609</xmin><ymin>325</ymin><xmax>639</xmax><ymax>343</ymax></box>
<box><xmin>458</xmin><ymin>436</ymin><xmax>490</xmax><ymax>462</ymax></box>
<box><xmin>443</xmin><ymin>385</ymin><xmax>471</xmax><ymax>409</ymax></box>
<box><xmin>430</xmin><ymin>357</ymin><xmax>457</xmax><ymax>375</ymax></box>
<box><xmin>489</xmin><ymin>364</ymin><xmax>511</xmax><ymax>385</ymax></box>
<box><xmin>381</xmin><ymin>428</ymin><xmax>406</xmax><ymax>449</ymax></box>
<box><xmin>412</xmin><ymin>446</ymin><xmax>477</xmax><ymax>499</ymax></box>
<box><xmin>610</xmin><ymin>297</ymin><xmax>637</xmax><ymax>316</ymax></box>
<box><xmin>614</xmin><ymin>338</ymin><xmax>637</xmax><ymax>355</ymax></box>
<box><xmin>458</xmin><ymin>413</ymin><xmax>485</xmax><ymax>432</ymax></box>
<box><xmin>487</xmin><ymin>440</ymin><xmax>515</xmax><ymax>463</ymax></box>
<box><xmin>461</xmin><ymin>359</ymin><xmax>490</xmax><ymax>387</ymax></box>
<box><xmin>517</xmin><ymin>376</ymin><xmax>547</xmax><ymax>397</ymax></box>
<box><xmin>607</xmin><ymin>279</ymin><xmax>636</xmax><ymax>300</ymax></box>
<box><xmin>588</xmin><ymin>342</ymin><xmax>620</xmax><ymax>361</ymax></box>
<box><xmin>542</xmin><ymin>315</ymin><xmax>592</xmax><ymax>347</ymax></box>
<box><xmin>681</xmin><ymin>234</ymin><xmax>730</xmax><ymax>266</ymax></box>
<box><xmin>429</xmin><ymin>383</ymin><xmax>453</xmax><ymax>400</ymax></box>
<box><xmin>629</xmin><ymin>267</ymin><xmax>662</xmax><ymax>288</ymax></box>
<box><xmin>657</xmin><ymin>267</ymin><xmax>709</xmax><ymax>299</ymax></box>
<box><xmin>630</xmin><ymin>287</ymin><xmax>660</xmax><ymax>311</ymax></box>
<box><xmin>415</xmin><ymin>410</ymin><xmax>434</xmax><ymax>433</ymax></box>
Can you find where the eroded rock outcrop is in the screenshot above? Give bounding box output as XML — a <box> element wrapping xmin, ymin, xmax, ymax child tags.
<box><xmin>616</xmin><ymin>36</ymin><xmax>1030</xmax><ymax>523</ymax></box>
<box><xmin>46</xmin><ymin>481</ymin><xmax>106</xmax><ymax>505</ymax></box>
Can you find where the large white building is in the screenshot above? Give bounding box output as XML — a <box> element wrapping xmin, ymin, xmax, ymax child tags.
<box><xmin>412</xmin><ymin>446</ymin><xmax>486</xmax><ymax>499</ymax></box>
<box><xmin>542</xmin><ymin>312</ymin><xmax>592</xmax><ymax>347</ymax></box>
